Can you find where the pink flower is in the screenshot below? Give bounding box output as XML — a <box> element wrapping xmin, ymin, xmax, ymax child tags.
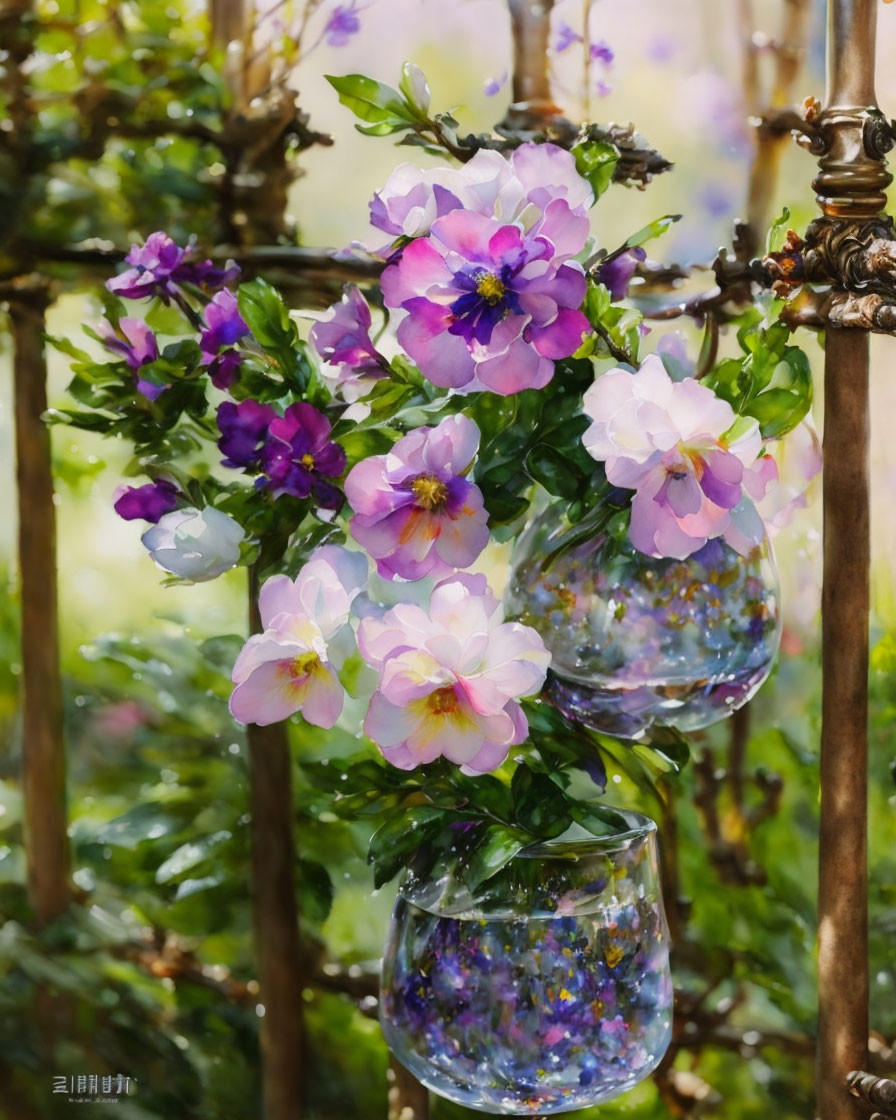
<box><xmin>344</xmin><ymin>414</ymin><xmax>490</xmax><ymax>580</ymax></box>
<box><xmin>358</xmin><ymin>574</ymin><xmax>550</xmax><ymax>772</ymax></box>
<box><xmin>229</xmin><ymin>546</ymin><xmax>368</xmax><ymax>728</ymax></box>
<box><xmin>369</xmin><ymin>142</ymin><xmax>592</xmax><ymax>249</ymax></box>
<box><xmin>582</xmin><ymin>355</ymin><xmax>777</xmax><ymax>559</ymax></box>
<box><xmin>308</xmin><ymin>285</ymin><xmax>388</xmax><ymax>402</ymax></box>
<box><xmin>381</xmin><ymin>206</ymin><xmax>590</xmax><ymax>395</ymax></box>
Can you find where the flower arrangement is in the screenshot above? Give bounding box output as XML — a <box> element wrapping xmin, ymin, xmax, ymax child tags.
<box><xmin>53</xmin><ymin>64</ymin><xmax>815</xmax><ymax>892</ymax></box>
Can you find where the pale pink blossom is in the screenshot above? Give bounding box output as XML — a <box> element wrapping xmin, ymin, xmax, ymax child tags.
<box><xmin>358</xmin><ymin>574</ymin><xmax>550</xmax><ymax>772</ymax></box>
<box><xmin>582</xmin><ymin>355</ymin><xmax>777</xmax><ymax>559</ymax></box>
<box><xmin>368</xmin><ymin>142</ymin><xmax>593</xmax><ymax>249</ymax></box>
<box><xmin>229</xmin><ymin>546</ymin><xmax>368</xmax><ymax>727</ymax></box>
<box><xmin>345</xmin><ymin>414</ymin><xmax>490</xmax><ymax>580</ymax></box>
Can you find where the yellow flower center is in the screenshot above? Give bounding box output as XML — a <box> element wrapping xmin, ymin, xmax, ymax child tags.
<box><xmin>300</xmin><ymin>453</ymin><xmax>315</xmax><ymax>469</ymax></box>
<box><xmin>476</xmin><ymin>272</ymin><xmax>506</xmax><ymax>305</ymax></box>
<box><xmin>290</xmin><ymin>651</ymin><xmax>321</xmax><ymax>679</ymax></box>
<box><xmin>428</xmin><ymin>686</ymin><xmax>459</xmax><ymax>715</ymax></box>
<box><xmin>411</xmin><ymin>473</ymin><xmax>449</xmax><ymax>511</ymax></box>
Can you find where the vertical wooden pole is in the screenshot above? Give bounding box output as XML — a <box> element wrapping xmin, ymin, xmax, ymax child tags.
<box><xmin>506</xmin><ymin>0</ymin><xmax>556</xmax><ymax>110</ymax></box>
<box><xmin>814</xmin><ymin>2</ymin><xmax>883</xmax><ymax>1115</ymax></box>
<box><xmin>818</xmin><ymin>328</ymin><xmax>870</xmax><ymax>1120</ymax></box>
<box><xmin>11</xmin><ymin>293</ymin><xmax>72</xmax><ymax>925</ymax></box>
<box><xmin>247</xmin><ymin>568</ymin><xmax>305</xmax><ymax>1120</ymax></box>
<box><xmin>387</xmin><ymin>1056</ymin><xmax>429</xmax><ymax>1120</ymax></box>
<box><xmin>210</xmin><ymin>2</ymin><xmax>306</xmax><ymax>1113</ymax></box>
<box><xmin>743</xmin><ymin>0</ymin><xmax>813</xmax><ymax>254</ymax></box>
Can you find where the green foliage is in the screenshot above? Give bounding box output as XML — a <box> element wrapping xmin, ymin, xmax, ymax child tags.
<box><xmin>704</xmin><ymin>311</ymin><xmax>813</xmax><ymax>438</ymax></box>
<box><xmin>572</xmin><ymin>138</ymin><xmax>620</xmax><ymax>198</ymax></box>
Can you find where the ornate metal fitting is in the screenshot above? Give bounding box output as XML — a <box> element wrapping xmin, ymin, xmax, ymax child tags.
<box><xmin>812</xmin><ymin>106</ymin><xmax>894</xmax><ymax>217</ymax></box>
<box><xmin>762</xmin><ymin>100</ymin><xmax>896</xmax><ymax>333</ymax></box>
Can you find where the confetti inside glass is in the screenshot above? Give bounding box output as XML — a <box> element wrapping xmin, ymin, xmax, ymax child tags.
<box><xmin>504</xmin><ymin>503</ymin><xmax>781</xmax><ymax>738</ymax></box>
<box><xmin>380</xmin><ymin>813</ymin><xmax>672</xmax><ymax>1114</ymax></box>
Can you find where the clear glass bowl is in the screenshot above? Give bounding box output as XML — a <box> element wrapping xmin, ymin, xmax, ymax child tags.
<box><xmin>380</xmin><ymin>812</ymin><xmax>673</xmax><ymax>1114</ymax></box>
<box><xmin>504</xmin><ymin>503</ymin><xmax>781</xmax><ymax>738</ymax></box>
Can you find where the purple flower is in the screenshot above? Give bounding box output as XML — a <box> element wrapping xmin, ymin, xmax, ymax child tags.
<box><xmin>309</xmin><ymin>285</ymin><xmax>388</xmax><ymax>402</ymax></box>
<box><xmin>582</xmin><ymin>356</ymin><xmax>778</xmax><ymax>559</ymax></box>
<box><xmin>201</xmin><ymin>290</ymin><xmax>249</xmax><ymax>358</ymax></box>
<box><xmin>484</xmin><ymin>72</ymin><xmax>508</xmax><ymax>97</ymax></box>
<box><xmin>260</xmin><ymin>403</ymin><xmax>346</xmax><ymax>508</ymax></box>
<box><xmin>201</xmin><ymin>290</ymin><xmax>250</xmax><ymax>390</ymax></box>
<box><xmin>101</xmin><ymin>317</ymin><xmax>158</xmax><ymax>369</ymax></box>
<box><xmin>590</xmin><ymin>39</ymin><xmax>614</xmax><ymax>63</ymax></box>
<box><xmin>107</xmin><ymin>232</ymin><xmax>239</xmax><ymax>304</ymax></box>
<box><xmin>369</xmin><ymin>165</ymin><xmax>467</xmax><ymax>243</ymax></box>
<box><xmin>217</xmin><ymin>399</ymin><xmax>277</xmax><ymax>469</ymax></box>
<box><xmin>595</xmin><ymin>79</ymin><xmax>612</xmax><ymax>97</ymax></box>
<box><xmin>554</xmin><ymin>21</ymin><xmax>582</xmax><ymax>52</ymax></box>
<box><xmin>596</xmin><ymin>247</ymin><xmax>646</xmax><ymax>301</ymax></box>
<box><xmin>113</xmin><ymin>479</ymin><xmax>179</xmax><ymax>523</ymax></box>
<box><xmin>107</xmin><ymin>233</ymin><xmax>185</xmax><ymax>302</ymax></box>
<box><xmin>324</xmin><ymin>3</ymin><xmax>361</xmax><ymax>46</ymax></box>
<box><xmin>99</xmin><ymin>317</ymin><xmax>169</xmax><ymax>400</ymax></box>
<box><xmin>344</xmin><ymin>414</ymin><xmax>490</xmax><ymax>581</ymax></box>
<box><xmin>381</xmin><ymin>205</ymin><xmax>590</xmax><ymax>395</ymax></box>
<box><xmin>368</xmin><ymin>142</ymin><xmax>592</xmax><ymax>249</ymax></box>
<box><xmin>208</xmin><ymin>350</ymin><xmax>243</xmax><ymax>391</ymax></box>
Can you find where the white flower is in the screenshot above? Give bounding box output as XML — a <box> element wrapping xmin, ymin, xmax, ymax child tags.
<box><xmin>141</xmin><ymin>507</ymin><xmax>243</xmax><ymax>582</ymax></box>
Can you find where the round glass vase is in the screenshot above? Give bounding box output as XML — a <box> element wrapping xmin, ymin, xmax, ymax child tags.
<box><xmin>380</xmin><ymin>812</ymin><xmax>673</xmax><ymax>1115</ymax></box>
<box><xmin>504</xmin><ymin>502</ymin><xmax>781</xmax><ymax>739</ymax></box>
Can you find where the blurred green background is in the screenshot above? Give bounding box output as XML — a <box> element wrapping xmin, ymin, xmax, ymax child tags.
<box><xmin>2</xmin><ymin>0</ymin><xmax>896</xmax><ymax>1116</ymax></box>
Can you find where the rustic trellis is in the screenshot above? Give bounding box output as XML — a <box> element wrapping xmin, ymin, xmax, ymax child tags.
<box><xmin>3</xmin><ymin>0</ymin><xmax>896</xmax><ymax>1118</ymax></box>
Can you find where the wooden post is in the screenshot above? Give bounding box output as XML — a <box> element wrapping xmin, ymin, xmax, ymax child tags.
<box><xmin>814</xmin><ymin>1</ymin><xmax>885</xmax><ymax>1115</ymax></box>
<box><xmin>10</xmin><ymin>292</ymin><xmax>71</xmax><ymax>925</ymax></box>
<box><xmin>247</xmin><ymin>568</ymin><xmax>305</xmax><ymax>1120</ymax></box>
<box><xmin>505</xmin><ymin>0</ymin><xmax>557</xmax><ymax>114</ymax></box>
<box><xmin>743</xmin><ymin>0</ymin><xmax>813</xmax><ymax>254</ymax></box>
<box><xmin>387</xmin><ymin>1056</ymin><xmax>429</xmax><ymax>1120</ymax></box>
<box><xmin>818</xmin><ymin>327</ymin><xmax>870</xmax><ymax>1120</ymax></box>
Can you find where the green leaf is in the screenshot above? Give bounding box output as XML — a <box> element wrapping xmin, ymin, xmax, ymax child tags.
<box><xmin>44</xmin><ymin>407</ymin><xmax>117</xmax><ymax>432</ymax></box>
<box><xmin>325</xmin><ymin>73</ymin><xmax>416</xmax><ymax>126</ymax></box>
<box><xmin>511</xmin><ymin>765</ymin><xmax>571</xmax><ymax>839</ymax></box>
<box><xmin>155</xmin><ymin>831</ymin><xmax>231</xmax><ymax>884</ymax></box>
<box><xmin>297</xmin><ymin>859</ymin><xmax>334</xmax><ymax>925</ymax></box>
<box><xmin>368</xmin><ymin>806</ymin><xmax>448</xmax><ymax>888</ymax></box>
<box><xmin>583</xmin><ymin>280</ymin><xmax>611</xmax><ymax>328</ymax></box>
<box><xmin>45</xmin><ymin>334</ymin><xmax>93</xmax><ymax>364</ymax></box>
<box><xmin>398</xmin><ymin>62</ymin><xmax>431</xmax><ymax>117</ymax></box>
<box><xmin>339</xmin><ymin>426</ymin><xmax>396</xmax><ymax>465</ymax></box>
<box><xmin>237</xmin><ymin>278</ymin><xmax>303</xmax><ymax>377</ymax></box>
<box><xmin>621</xmin><ymin>214</ymin><xmax>681</xmax><ymax>250</ymax></box>
<box><xmin>524</xmin><ymin>443</ymin><xmax>584</xmax><ymax>500</ymax></box>
<box><xmin>766</xmin><ymin>206</ymin><xmax>792</xmax><ymax>255</ymax></box>
<box><xmin>572</xmin><ymin>139</ymin><xmax>619</xmax><ymax>199</ymax></box>
<box><xmin>462</xmin><ymin>824</ymin><xmax>528</xmax><ymax>891</ymax></box>
<box><xmin>569</xmin><ymin>802</ymin><xmax>634</xmax><ymax>836</ymax></box>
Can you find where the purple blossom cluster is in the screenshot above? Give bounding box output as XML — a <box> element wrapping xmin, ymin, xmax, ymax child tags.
<box><xmin>107</xmin><ymin>232</ymin><xmax>238</xmax><ymax>304</ymax></box>
<box><xmin>216</xmin><ymin>400</ymin><xmax>346</xmax><ymax>509</ymax></box>
<box><xmin>366</xmin><ymin>143</ymin><xmax>594</xmax><ymax>395</ymax></box>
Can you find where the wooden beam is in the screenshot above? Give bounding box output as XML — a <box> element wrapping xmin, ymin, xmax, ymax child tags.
<box><xmin>247</xmin><ymin>567</ymin><xmax>305</xmax><ymax>1120</ymax></box>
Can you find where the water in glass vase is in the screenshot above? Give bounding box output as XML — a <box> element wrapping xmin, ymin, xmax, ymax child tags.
<box><xmin>505</xmin><ymin>503</ymin><xmax>781</xmax><ymax>738</ymax></box>
<box><xmin>381</xmin><ymin>894</ymin><xmax>672</xmax><ymax>1114</ymax></box>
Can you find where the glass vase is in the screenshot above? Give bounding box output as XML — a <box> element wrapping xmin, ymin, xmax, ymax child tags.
<box><xmin>380</xmin><ymin>813</ymin><xmax>673</xmax><ymax>1115</ymax></box>
<box><xmin>504</xmin><ymin>502</ymin><xmax>781</xmax><ymax>739</ymax></box>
